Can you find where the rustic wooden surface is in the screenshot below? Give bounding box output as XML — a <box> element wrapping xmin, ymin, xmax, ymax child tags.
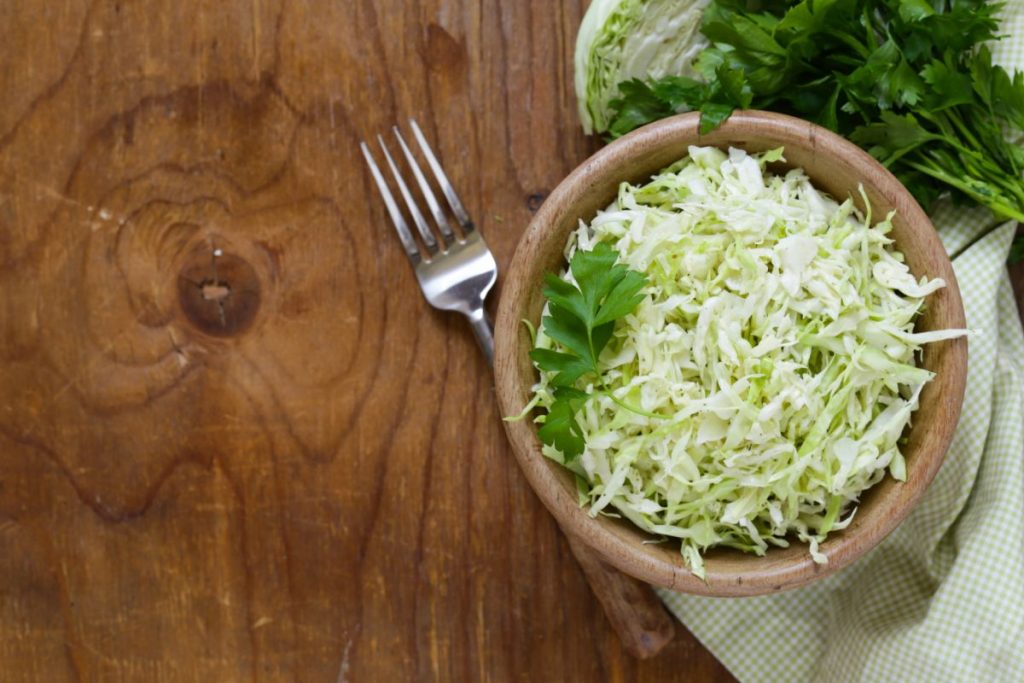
<box><xmin>0</xmin><ymin>1</ymin><xmax>736</xmax><ymax>681</ymax></box>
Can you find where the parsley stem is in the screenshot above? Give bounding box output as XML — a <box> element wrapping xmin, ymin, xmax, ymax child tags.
<box><xmin>929</xmin><ymin>143</ymin><xmax>1024</xmax><ymax>208</ymax></box>
<box><xmin>941</xmin><ymin>109</ymin><xmax>984</xmax><ymax>155</ymax></box>
<box><xmin>906</xmin><ymin>159</ymin><xmax>1024</xmax><ymax>223</ymax></box>
<box><xmin>825</xmin><ymin>29</ymin><xmax>871</xmax><ymax>60</ymax></box>
<box><xmin>599</xmin><ymin>389</ymin><xmax>668</xmax><ymax>420</ymax></box>
<box><xmin>861</xmin><ymin>6</ymin><xmax>878</xmax><ymax>52</ymax></box>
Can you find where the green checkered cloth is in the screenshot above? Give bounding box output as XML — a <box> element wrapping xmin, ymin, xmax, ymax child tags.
<box><xmin>658</xmin><ymin>6</ymin><xmax>1024</xmax><ymax>681</ymax></box>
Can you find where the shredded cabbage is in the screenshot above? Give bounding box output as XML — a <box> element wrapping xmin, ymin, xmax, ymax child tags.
<box><xmin>531</xmin><ymin>146</ymin><xmax>967</xmax><ymax>578</ymax></box>
<box><xmin>575</xmin><ymin>0</ymin><xmax>709</xmax><ymax>134</ymax></box>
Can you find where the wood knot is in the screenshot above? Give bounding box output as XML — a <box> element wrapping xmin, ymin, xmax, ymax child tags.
<box><xmin>424</xmin><ymin>23</ymin><xmax>466</xmax><ymax>72</ymax></box>
<box><xmin>177</xmin><ymin>244</ymin><xmax>261</xmax><ymax>337</ymax></box>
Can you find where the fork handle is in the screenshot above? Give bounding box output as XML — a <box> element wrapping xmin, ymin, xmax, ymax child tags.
<box><xmin>466</xmin><ymin>307</ymin><xmax>495</xmax><ymax>365</ymax></box>
<box><xmin>468</xmin><ymin>306</ymin><xmax>675</xmax><ymax>659</ymax></box>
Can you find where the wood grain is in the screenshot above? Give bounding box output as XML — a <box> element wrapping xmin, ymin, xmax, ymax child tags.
<box><xmin>0</xmin><ymin>1</ymin><xmax>735</xmax><ymax>681</ymax></box>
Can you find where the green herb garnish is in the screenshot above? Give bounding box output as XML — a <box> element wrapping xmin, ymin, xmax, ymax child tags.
<box><xmin>606</xmin><ymin>0</ymin><xmax>1024</xmax><ymax>254</ymax></box>
<box><xmin>530</xmin><ymin>242</ymin><xmax>648</xmax><ymax>460</ymax></box>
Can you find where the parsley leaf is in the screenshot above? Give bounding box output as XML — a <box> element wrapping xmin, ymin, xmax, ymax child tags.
<box><xmin>607</xmin><ymin>80</ymin><xmax>678</xmax><ymax>139</ymax></box>
<box><xmin>609</xmin><ymin>65</ymin><xmax>753</xmax><ymax>139</ymax></box>
<box><xmin>537</xmin><ymin>387</ymin><xmax>588</xmax><ymax>458</ymax></box>
<box><xmin>530</xmin><ymin>243</ymin><xmax>648</xmax><ymax>460</ymax></box>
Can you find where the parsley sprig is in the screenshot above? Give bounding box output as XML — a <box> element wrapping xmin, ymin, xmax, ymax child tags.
<box><xmin>530</xmin><ymin>242</ymin><xmax>648</xmax><ymax>460</ymax></box>
<box><xmin>607</xmin><ymin>0</ymin><xmax>1024</xmax><ymax>255</ymax></box>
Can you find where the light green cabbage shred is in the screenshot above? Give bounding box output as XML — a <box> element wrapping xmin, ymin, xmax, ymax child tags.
<box><xmin>575</xmin><ymin>0</ymin><xmax>709</xmax><ymax>134</ymax></box>
<box><xmin>532</xmin><ymin>146</ymin><xmax>967</xmax><ymax>578</ymax></box>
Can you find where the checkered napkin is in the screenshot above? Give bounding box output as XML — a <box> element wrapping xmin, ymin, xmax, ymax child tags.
<box><xmin>658</xmin><ymin>5</ymin><xmax>1024</xmax><ymax>680</ymax></box>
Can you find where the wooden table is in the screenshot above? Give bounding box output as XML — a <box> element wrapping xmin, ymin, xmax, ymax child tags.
<box><xmin>2</xmin><ymin>2</ymin><xmax>1021</xmax><ymax>681</ymax></box>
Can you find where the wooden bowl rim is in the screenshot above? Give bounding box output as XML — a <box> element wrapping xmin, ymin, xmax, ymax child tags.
<box><xmin>494</xmin><ymin>111</ymin><xmax>968</xmax><ymax>596</ymax></box>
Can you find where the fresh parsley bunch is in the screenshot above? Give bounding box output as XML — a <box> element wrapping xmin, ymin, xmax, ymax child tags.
<box><xmin>530</xmin><ymin>242</ymin><xmax>648</xmax><ymax>460</ymax></box>
<box><xmin>607</xmin><ymin>0</ymin><xmax>1024</xmax><ymax>249</ymax></box>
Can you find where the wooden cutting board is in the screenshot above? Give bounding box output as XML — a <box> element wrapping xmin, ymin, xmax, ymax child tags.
<box><xmin>2</xmin><ymin>1</ymin><xmax>1021</xmax><ymax>681</ymax></box>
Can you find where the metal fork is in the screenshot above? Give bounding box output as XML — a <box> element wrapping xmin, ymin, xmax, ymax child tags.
<box><xmin>360</xmin><ymin>120</ymin><xmax>498</xmax><ymax>363</ymax></box>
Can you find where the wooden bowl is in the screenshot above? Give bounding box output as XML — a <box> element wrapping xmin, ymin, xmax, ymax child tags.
<box><xmin>494</xmin><ymin>111</ymin><xmax>968</xmax><ymax>596</ymax></box>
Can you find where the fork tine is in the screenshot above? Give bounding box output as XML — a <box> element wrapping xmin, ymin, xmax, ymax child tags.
<box><xmin>393</xmin><ymin>125</ymin><xmax>456</xmax><ymax>246</ymax></box>
<box><xmin>409</xmin><ymin>119</ymin><xmax>474</xmax><ymax>233</ymax></box>
<box><xmin>377</xmin><ymin>135</ymin><xmax>439</xmax><ymax>254</ymax></box>
<box><xmin>360</xmin><ymin>141</ymin><xmax>421</xmax><ymax>264</ymax></box>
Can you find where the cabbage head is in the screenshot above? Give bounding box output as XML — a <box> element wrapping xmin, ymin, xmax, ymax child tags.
<box><xmin>575</xmin><ymin>0</ymin><xmax>710</xmax><ymax>134</ymax></box>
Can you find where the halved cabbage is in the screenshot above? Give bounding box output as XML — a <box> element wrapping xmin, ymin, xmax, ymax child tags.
<box><xmin>574</xmin><ymin>0</ymin><xmax>710</xmax><ymax>134</ymax></box>
<box><xmin>531</xmin><ymin>146</ymin><xmax>967</xmax><ymax>578</ymax></box>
